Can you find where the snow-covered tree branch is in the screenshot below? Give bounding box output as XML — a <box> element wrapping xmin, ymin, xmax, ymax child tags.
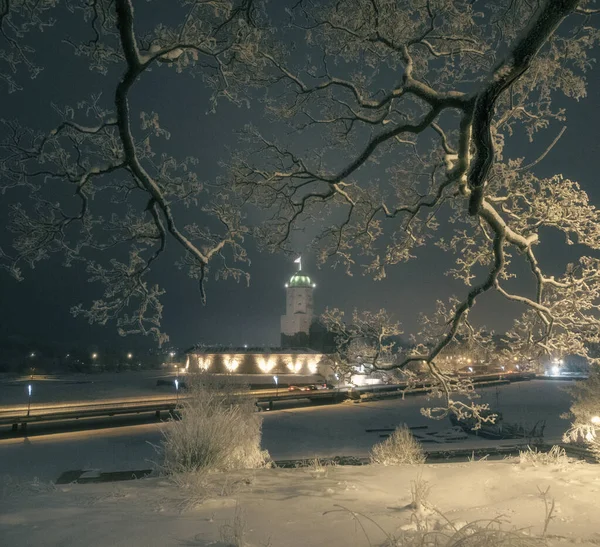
<box><xmin>231</xmin><ymin>0</ymin><xmax>600</xmax><ymax>423</ymax></box>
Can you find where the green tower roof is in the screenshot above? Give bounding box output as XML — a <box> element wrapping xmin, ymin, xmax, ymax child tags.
<box><xmin>288</xmin><ymin>270</ymin><xmax>313</xmax><ymax>288</ymax></box>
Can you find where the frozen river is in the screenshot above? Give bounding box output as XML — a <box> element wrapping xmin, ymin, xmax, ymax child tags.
<box><xmin>0</xmin><ymin>380</ymin><xmax>575</xmax><ymax>481</ymax></box>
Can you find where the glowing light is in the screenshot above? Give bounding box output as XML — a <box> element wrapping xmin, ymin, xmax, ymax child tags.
<box><xmin>197</xmin><ymin>356</ymin><xmax>212</xmax><ymax>371</ymax></box>
<box><xmin>27</xmin><ymin>384</ymin><xmax>32</xmax><ymax>396</ymax></box>
<box><xmin>551</xmin><ymin>366</ymin><xmax>560</xmax><ymax>376</ymax></box>
<box><xmin>513</xmin><ymin>356</ymin><xmax>518</xmax><ymax>362</ymax></box>
<box><xmin>92</xmin><ymin>353</ymin><xmax>98</xmax><ymax>359</ymax></box>
<box><xmin>307</xmin><ymin>359</ymin><xmax>318</xmax><ymax>374</ymax></box>
<box><xmin>30</xmin><ymin>352</ymin><xmax>35</xmax><ymax>358</ymax></box>
<box><xmin>169</xmin><ymin>351</ymin><xmax>175</xmax><ymax>357</ymax></box>
<box><xmin>312</xmin><ymin>283</ymin><xmax>316</xmax><ymax>288</ymax></box>
<box><xmin>224</xmin><ymin>355</ymin><xmax>240</xmax><ymax>372</ymax></box>
<box><xmin>273</xmin><ymin>375</ymin><xmax>278</xmax><ymax>385</ymax></box>
<box><xmin>468</xmin><ymin>367</ymin><xmax>473</xmax><ymax>373</ymax></box>
<box><xmin>127</xmin><ymin>353</ymin><xmax>133</xmax><ymax>359</ymax></box>
<box><xmin>591</xmin><ymin>416</ymin><xmax>600</xmax><ymax>425</ymax></box>
<box><xmin>287</xmin><ymin>361</ymin><xmax>302</xmax><ymax>374</ymax></box>
<box><xmin>284</xmin><ymin>283</ymin><xmax>288</xmax><ymax>288</ymax></box>
<box><xmin>258</xmin><ymin>357</ymin><xmax>275</xmax><ymax>373</ymax></box>
<box><xmin>174</xmin><ymin>379</ymin><xmax>179</xmax><ymax>391</ymax></box>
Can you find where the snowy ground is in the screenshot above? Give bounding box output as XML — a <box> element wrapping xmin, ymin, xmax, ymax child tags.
<box><xmin>2</xmin><ymin>460</ymin><xmax>599</xmax><ymax>546</ymax></box>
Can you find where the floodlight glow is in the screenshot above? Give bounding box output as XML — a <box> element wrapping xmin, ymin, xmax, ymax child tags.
<box><xmin>197</xmin><ymin>356</ymin><xmax>212</xmax><ymax>371</ymax></box>
<box><xmin>591</xmin><ymin>416</ymin><xmax>600</xmax><ymax>425</ymax></box>
<box><xmin>224</xmin><ymin>355</ymin><xmax>240</xmax><ymax>372</ymax></box>
<box><xmin>287</xmin><ymin>361</ymin><xmax>302</xmax><ymax>374</ymax></box>
<box><xmin>28</xmin><ymin>384</ymin><xmax>32</xmax><ymax>396</ymax></box>
<box><xmin>551</xmin><ymin>366</ymin><xmax>560</xmax><ymax>376</ymax></box>
<box><xmin>258</xmin><ymin>358</ymin><xmax>275</xmax><ymax>373</ymax></box>
<box><xmin>307</xmin><ymin>360</ymin><xmax>318</xmax><ymax>374</ymax></box>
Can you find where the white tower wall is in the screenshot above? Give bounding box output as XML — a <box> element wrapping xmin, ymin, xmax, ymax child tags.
<box><xmin>280</xmin><ymin>278</ymin><xmax>314</xmax><ymax>337</ymax></box>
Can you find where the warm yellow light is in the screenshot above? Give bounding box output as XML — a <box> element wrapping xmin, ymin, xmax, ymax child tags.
<box><xmin>92</xmin><ymin>353</ymin><xmax>98</xmax><ymax>359</ymax></box>
<box><xmin>591</xmin><ymin>416</ymin><xmax>600</xmax><ymax>425</ymax></box>
<box><xmin>197</xmin><ymin>355</ymin><xmax>212</xmax><ymax>371</ymax></box>
<box><xmin>258</xmin><ymin>357</ymin><xmax>275</xmax><ymax>373</ymax></box>
<box><xmin>224</xmin><ymin>355</ymin><xmax>240</xmax><ymax>372</ymax></box>
<box><xmin>127</xmin><ymin>353</ymin><xmax>133</xmax><ymax>359</ymax></box>
<box><xmin>287</xmin><ymin>361</ymin><xmax>302</xmax><ymax>374</ymax></box>
<box><xmin>307</xmin><ymin>360</ymin><xmax>318</xmax><ymax>374</ymax></box>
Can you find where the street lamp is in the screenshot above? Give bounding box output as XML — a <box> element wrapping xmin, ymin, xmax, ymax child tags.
<box><xmin>27</xmin><ymin>384</ymin><xmax>32</xmax><ymax>417</ymax></box>
<box><xmin>273</xmin><ymin>375</ymin><xmax>278</xmax><ymax>397</ymax></box>
<box><xmin>174</xmin><ymin>378</ymin><xmax>180</xmax><ymax>404</ymax></box>
<box><xmin>127</xmin><ymin>353</ymin><xmax>133</xmax><ymax>360</ymax></box>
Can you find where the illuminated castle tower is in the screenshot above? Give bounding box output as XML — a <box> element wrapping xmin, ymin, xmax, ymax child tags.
<box><xmin>281</xmin><ymin>256</ymin><xmax>315</xmax><ymax>347</ymax></box>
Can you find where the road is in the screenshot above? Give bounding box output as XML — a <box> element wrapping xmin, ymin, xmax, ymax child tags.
<box><xmin>0</xmin><ymin>380</ymin><xmax>575</xmax><ymax>482</ymax></box>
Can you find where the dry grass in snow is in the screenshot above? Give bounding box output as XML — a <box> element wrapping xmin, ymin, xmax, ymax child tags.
<box><xmin>518</xmin><ymin>445</ymin><xmax>574</xmax><ymax>467</ymax></box>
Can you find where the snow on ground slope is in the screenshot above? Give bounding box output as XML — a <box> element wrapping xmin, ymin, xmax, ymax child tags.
<box><xmin>1</xmin><ymin>461</ymin><xmax>599</xmax><ymax>546</ymax></box>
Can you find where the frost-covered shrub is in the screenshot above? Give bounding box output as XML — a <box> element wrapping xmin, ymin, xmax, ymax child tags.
<box><xmin>160</xmin><ymin>374</ymin><xmax>270</xmax><ymax>473</ymax></box>
<box><xmin>370</xmin><ymin>425</ymin><xmax>425</xmax><ymax>465</ymax></box>
<box><xmin>518</xmin><ymin>445</ymin><xmax>572</xmax><ymax>467</ymax></box>
<box><xmin>562</xmin><ymin>365</ymin><xmax>600</xmax><ymax>462</ymax></box>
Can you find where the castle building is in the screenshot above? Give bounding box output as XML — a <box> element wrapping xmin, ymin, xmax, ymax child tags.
<box><xmin>280</xmin><ymin>258</ymin><xmax>315</xmax><ymax>348</ymax></box>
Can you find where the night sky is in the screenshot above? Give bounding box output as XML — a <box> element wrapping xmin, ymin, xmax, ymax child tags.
<box><xmin>1</xmin><ymin>3</ymin><xmax>599</xmax><ymax>351</ymax></box>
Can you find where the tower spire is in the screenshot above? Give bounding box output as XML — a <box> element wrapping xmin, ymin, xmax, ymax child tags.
<box><xmin>294</xmin><ymin>255</ymin><xmax>302</xmax><ymax>271</ymax></box>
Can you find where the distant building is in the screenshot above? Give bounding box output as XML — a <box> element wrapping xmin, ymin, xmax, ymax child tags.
<box><xmin>184</xmin><ymin>346</ymin><xmax>330</xmax><ymax>377</ymax></box>
<box><xmin>281</xmin><ymin>258</ymin><xmax>316</xmax><ymax>348</ymax></box>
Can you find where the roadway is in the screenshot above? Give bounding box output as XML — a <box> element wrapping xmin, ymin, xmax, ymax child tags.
<box><xmin>0</xmin><ymin>380</ymin><xmax>575</xmax><ymax>482</ymax></box>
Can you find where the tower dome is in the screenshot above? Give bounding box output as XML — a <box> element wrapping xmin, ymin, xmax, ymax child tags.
<box><xmin>287</xmin><ymin>270</ymin><xmax>313</xmax><ymax>288</ymax></box>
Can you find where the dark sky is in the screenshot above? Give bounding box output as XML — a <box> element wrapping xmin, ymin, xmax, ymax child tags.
<box><xmin>1</xmin><ymin>3</ymin><xmax>599</xmax><ymax>352</ymax></box>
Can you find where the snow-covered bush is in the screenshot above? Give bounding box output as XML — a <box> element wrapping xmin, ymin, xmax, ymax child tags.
<box><xmin>160</xmin><ymin>374</ymin><xmax>270</xmax><ymax>473</ymax></box>
<box><xmin>370</xmin><ymin>425</ymin><xmax>425</xmax><ymax>465</ymax></box>
<box><xmin>518</xmin><ymin>445</ymin><xmax>572</xmax><ymax>467</ymax></box>
<box><xmin>562</xmin><ymin>366</ymin><xmax>600</xmax><ymax>462</ymax></box>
